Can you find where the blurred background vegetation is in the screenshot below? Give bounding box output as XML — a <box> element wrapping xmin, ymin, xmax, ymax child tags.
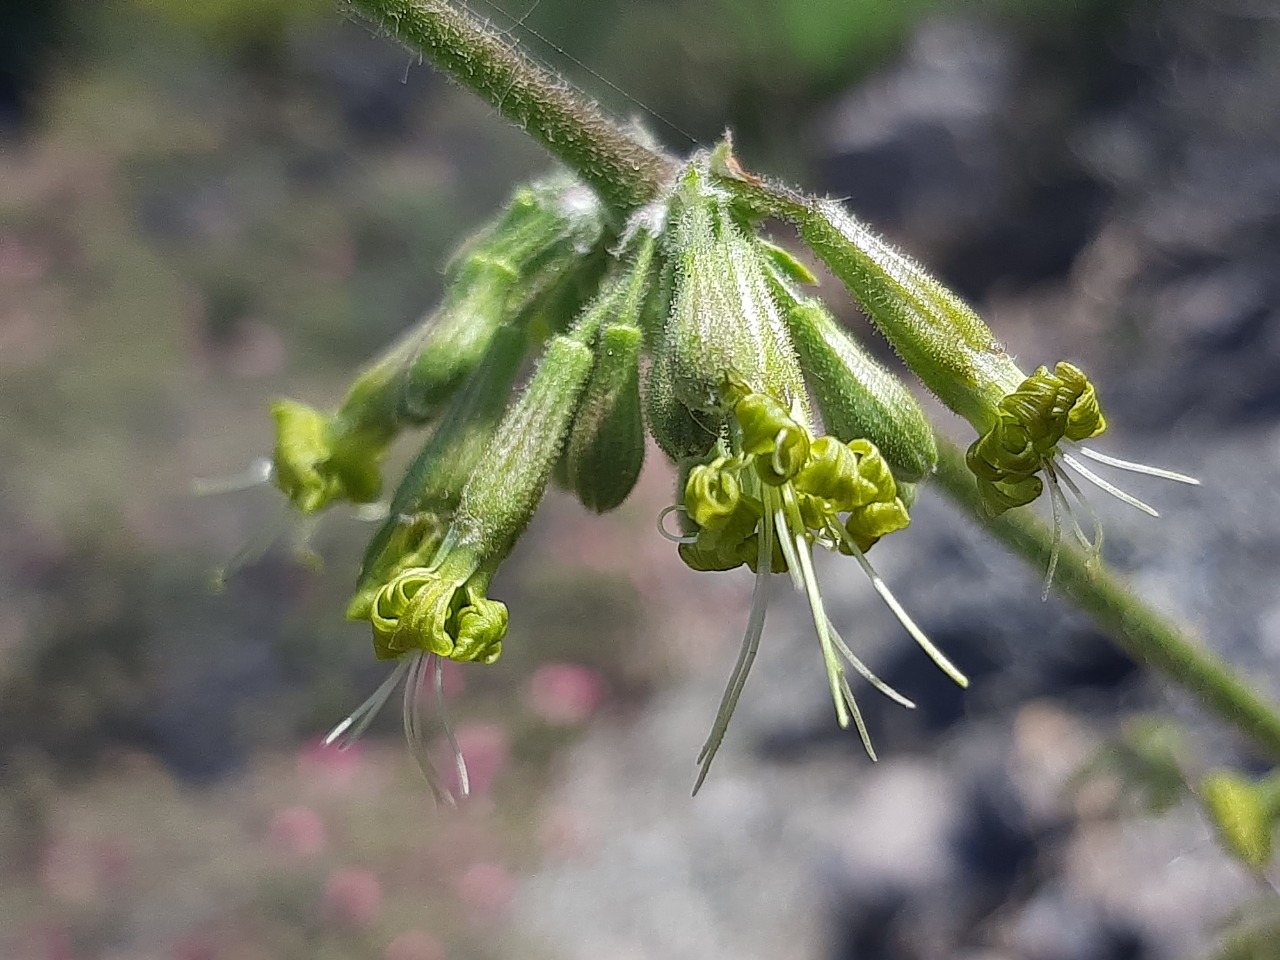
<box><xmin>8</xmin><ymin>0</ymin><xmax>1273</xmax><ymax>958</ymax></box>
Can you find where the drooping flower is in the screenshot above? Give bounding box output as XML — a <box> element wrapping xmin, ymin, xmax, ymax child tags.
<box><xmin>326</xmin><ymin>236</ymin><xmax>660</xmax><ymax>801</ymax></box>
<box><xmin>650</xmin><ymin>163</ymin><xmax>966</xmax><ymax>792</ymax></box>
<box><xmin>710</xmin><ymin>148</ymin><xmax>1197</xmax><ymax>589</ymax></box>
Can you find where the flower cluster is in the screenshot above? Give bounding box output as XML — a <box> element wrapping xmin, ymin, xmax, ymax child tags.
<box><xmin>251</xmin><ymin>145</ymin><xmax>1195</xmax><ymax>799</ymax></box>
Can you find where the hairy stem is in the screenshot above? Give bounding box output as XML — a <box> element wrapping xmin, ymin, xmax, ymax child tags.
<box><xmin>339</xmin><ymin>0</ymin><xmax>1280</xmax><ymax>760</ymax></box>
<box><xmin>933</xmin><ymin>435</ymin><xmax>1280</xmax><ymax>759</ymax></box>
<box><xmin>343</xmin><ymin>0</ymin><xmax>676</xmax><ymax>216</ymax></box>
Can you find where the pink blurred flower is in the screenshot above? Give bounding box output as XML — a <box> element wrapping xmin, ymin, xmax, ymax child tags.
<box><xmin>436</xmin><ymin>723</ymin><xmax>510</xmax><ymax>798</ymax></box>
<box><xmin>455</xmin><ymin>862</ymin><xmax>515</xmax><ymax>914</ymax></box>
<box><xmin>268</xmin><ymin>806</ymin><xmax>327</xmax><ymax>860</ymax></box>
<box><xmin>384</xmin><ymin>930</ymin><xmax>445</xmax><ymax>960</ymax></box>
<box><xmin>299</xmin><ymin>736</ymin><xmax>365</xmax><ymax>788</ymax></box>
<box><xmin>322</xmin><ymin>867</ymin><xmax>382</xmax><ymax>929</ymax></box>
<box><xmin>525</xmin><ymin>663</ymin><xmax>605</xmax><ymax>725</ymax></box>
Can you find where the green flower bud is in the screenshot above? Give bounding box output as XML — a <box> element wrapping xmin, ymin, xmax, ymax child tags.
<box><xmin>563</xmin><ymin>325</ymin><xmax>645</xmax><ymax>512</ymax></box>
<box><xmin>794</xmin><ymin>198</ymin><xmax>1023</xmax><ymax>432</ymax></box>
<box><xmin>561</xmin><ymin>239</ymin><xmax>655</xmax><ymax>513</ymax></box>
<box><xmin>451</xmin><ymin>328</ymin><xmax>595</xmax><ymax>563</ymax></box>
<box><xmin>643</xmin><ymin>345</ymin><xmax>721</xmax><ymax>463</ymax></box>
<box><xmin>779</xmin><ymin>290</ymin><xmax>937</xmax><ymax>484</ymax></box>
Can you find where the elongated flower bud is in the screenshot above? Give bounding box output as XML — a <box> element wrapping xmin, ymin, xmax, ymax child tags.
<box><xmin>271</xmin><ymin>174</ymin><xmax>605</xmax><ymax>513</ymax></box>
<box><xmin>643</xmin><ymin>346</ymin><xmax>720</xmax><ymax>463</ymax></box>
<box><xmin>564</xmin><ymin>323</ymin><xmax>645</xmax><ymax>512</ymax></box>
<box><xmin>561</xmin><ymin>237</ymin><xmax>655</xmax><ymax>513</ymax></box>
<box><xmin>779</xmin><ymin>289</ymin><xmax>937</xmax><ymax>484</ymax></box>
<box><xmin>787</xmin><ymin>198</ymin><xmax>1024</xmax><ymax>431</ymax></box>
<box><xmin>347</xmin><ymin>324</ymin><xmax>528</xmax><ymax>620</ymax></box>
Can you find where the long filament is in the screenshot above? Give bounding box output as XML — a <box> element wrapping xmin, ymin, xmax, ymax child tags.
<box><xmin>840</xmin><ymin>530</ymin><xmax>969</xmax><ymax>688</ymax></box>
<box><xmin>1061</xmin><ymin>453</ymin><xmax>1159</xmax><ymax>518</ymax></box>
<box><xmin>403</xmin><ymin>652</ymin><xmax>457</xmax><ymax>807</ymax></box>
<box><xmin>1076</xmin><ymin>446</ymin><xmax>1200</xmax><ymax>485</ymax></box>
<box><xmin>826</xmin><ymin>618</ymin><xmax>916</xmax><ymax>709</ymax></box>
<box><xmin>692</xmin><ymin>493</ymin><xmax>774</xmax><ymax>795</ymax></box>
<box><xmin>324</xmin><ymin>659</ymin><xmax>411</xmax><ymax>747</ymax></box>
<box><xmin>192</xmin><ymin>457</ymin><xmax>274</xmax><ymax>495</ymax></box>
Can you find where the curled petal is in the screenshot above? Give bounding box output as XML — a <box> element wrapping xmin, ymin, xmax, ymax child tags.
<box><xmin>685</xmin><ymin>458</ymin><xmax>744</xmax><ymax>529</ymax></box>
<box><xmin>452</xmin><ymin>592</ymin><xmax>509</xmax><ymax>664</ymax></box>
<box><xmin>734</xmin><ymin>393</ymin><xmax>809</xmax><ymax>485</ymax></box>
<box><xmin>372</xmin><ymin>570</ymin><xmax>461</xmax><ymax>660</ymax></box>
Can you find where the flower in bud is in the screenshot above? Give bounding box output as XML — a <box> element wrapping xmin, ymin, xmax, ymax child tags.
<box><xmin>560</xmin><ymin>237</ymin><xmax>655</xmax><ymax>513</ymax></box>
<box><xmin>271</xmin><ymin>175</ymin><xmax>605</xmax><ymax>514</ymax></box>
<box><xmin>347</xmin><ymin>325</ymin><xmax>527</xmax><ymax>621</ymax></box>
<box><xmin>780</xmin><ymin>193</ymin><xmax>1197</xmax><ymax>587</ymax></box>
<box><xmin>657</xmin><ymin>167</ymin><xmax>805</xmax><ymax>418</ymax></box>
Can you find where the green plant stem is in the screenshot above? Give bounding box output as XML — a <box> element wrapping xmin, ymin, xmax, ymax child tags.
<box><xmin>933</xmin><ymin>436</ymin><xmax>1280</xmax><ymax>759</ymax></box>
<box><xmin>342</xmin><ymin>0</ymin><xmax>676</xmax><ymax>216</ymax></box>
<box><xmin>339</xmin><ymin>0</ymin><xmax>1280</xmax><ymax>760</ymax></box>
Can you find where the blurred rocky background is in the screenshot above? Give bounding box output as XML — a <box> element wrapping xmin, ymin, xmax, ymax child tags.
<box><xmin>2</xmin><ymin>0</ymin><xmax>1279</xmax><ymax>958</ymax></box>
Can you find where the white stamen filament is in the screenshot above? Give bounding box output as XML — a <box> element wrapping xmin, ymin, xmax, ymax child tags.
<box><xmin>826</xmin><ymin>618</ymin><xmax>916</xmax><ymax>709</ymax></box>
<box><xmin>324</xmin><ymin>658</ymin><xmax>411</xmax><ymax>747</ymax></box>
<box><xmin>1076</xmin><ymin>446</ymin><xmax>1200</xmax><ymax>485</ymax></box>
<box><xmin>1043</xmin><ymin>463</ymin><xmax>1064</xmax><ymax>601</ymax></box>
<box><xmin>838</xmin><ymin>528</ymin><xmax>969</xmax><ymax>689</ymax></box>
<box><xmin>403</xmin><ymin>651</ymin><xmax>463</xmax><ymax>807</ymax></box>
<box><xmin>693</xmin><ymin>496</ymin><xmax>774</xmax><ymax>795</ymax></box>
<box><xmin>657</xmin><ymin>504</ymin><xmax>700</xmax><ymax>544</ymax></box>
<box><xmin>352</xmin><ymin>501</ymin><xmax>392</xmax><ymax>522</ymax></box>
<box><xmin>1043</xmin><ymin>462</ymin><xmax>1094</xmax><ymax>554</ymax></box>
<box><xmin>210</xmin><ymin>505</ymin><xmax>292</xmax><ymax>590</ymax></box>
<box><xmin>1060</xmin><ymin>453</ymin><xmax>1159</xmax><ymax>518</ymax></box>
<box><xmin>1054</xmin><ymin>464</ymin><xmax>1104</xmax><ymax>558</ymax></box>
<box><xmin>782</xmin><ymin>486</ymin><xmax>859</xmax><ymax>737</ymax></box>
<box><xmin>191</xmin><ymin>456</ymin><xmax>274</xmax><ymax>496</ymax></box>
